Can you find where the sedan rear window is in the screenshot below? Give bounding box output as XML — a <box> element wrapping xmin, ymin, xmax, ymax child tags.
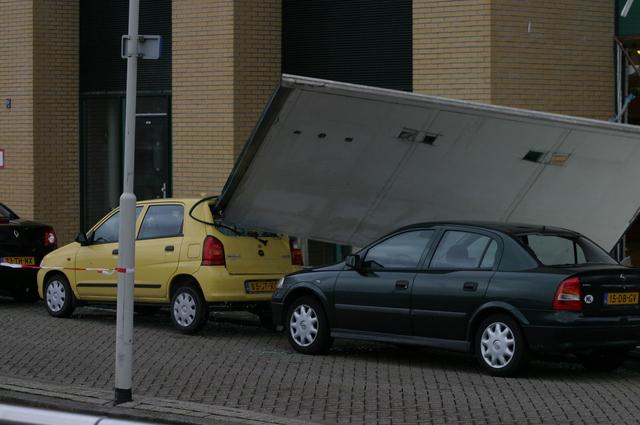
<box><xmin>517</xmin><ymin>234</ymin><xmax>616</xmax><ymax>266</ymax></box>
<box><xmin>430</xmin><ymin>231</ymin><xmax>496</xmax><ymax>269</ymax></box>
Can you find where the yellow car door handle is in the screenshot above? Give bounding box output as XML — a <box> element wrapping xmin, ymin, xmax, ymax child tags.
<box><xmin>165</xmin><ymin>245</ymin><xmax>174</xmax><ymax>252</ymax></box>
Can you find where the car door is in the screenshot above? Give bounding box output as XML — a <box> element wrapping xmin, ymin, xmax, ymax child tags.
<box><xmin>411</xmin><ymin>228</ymin><xmax>500</xmax><ymax>341</ymax></box>
<box><xmin>75</xmin><ymin>208</ymin><xmax>142</xmax><ymax>300</ymax></box>
<box><xmin>333</xmin><ymin>229</ymin><xmax>436</xmax><ymax>336</ymax></box>
<box><xmin>134</xmin><ymin>204</ymin><xmax>184</xmax><ymax>300</ymax></box>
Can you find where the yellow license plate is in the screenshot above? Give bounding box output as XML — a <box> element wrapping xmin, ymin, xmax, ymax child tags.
<box><xmin>3</xmin><ymin>256</ymin><xmax>36</xmax><ymax>266</ymax></box>
<box><xmin>604</xmin><ymin>292</ymin><xmax>639</xmax><ymax>306</ymax></box>
<box><xmin>245</xmin><ymin>280</ymin><xmax>277</xmax><ymax>293</ymax></box>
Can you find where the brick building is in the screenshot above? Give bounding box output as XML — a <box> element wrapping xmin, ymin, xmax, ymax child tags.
<box><xmin>0</xmin><ymin>0</ymin><xmax>637</xmax><ymax>264</ymax></box>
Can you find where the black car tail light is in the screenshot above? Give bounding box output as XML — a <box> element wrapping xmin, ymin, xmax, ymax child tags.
<box><xmin>44</xmin><ymin>228</ymin><xmax>57</xmax><ymax>249</ymax></box>
<box><xmin>202</xmin><ymin>235</ymin><xmax>225</xmax><ymax>266</ymax></box>
<box><xmin>553</xmin><ymin>277</ymin><xmax>582</xmax><ymax>311</ymax></box>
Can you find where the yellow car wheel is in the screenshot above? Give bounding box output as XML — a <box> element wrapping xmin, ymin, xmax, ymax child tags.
<box><xmin>170</xmin><ymin>285</ymin><xmax>208</xmax><ymax>334</ymax></box>
<box><xmin>44</xmin><ymin>274</ymin><xmax>75</xmax><ymax>318</ymax></box>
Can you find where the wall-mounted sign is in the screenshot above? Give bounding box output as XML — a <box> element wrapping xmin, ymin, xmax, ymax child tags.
<box><xmin>0</xmin><ymin>149</ymin><xmax>4</xmax><ymax>168</ymax></box>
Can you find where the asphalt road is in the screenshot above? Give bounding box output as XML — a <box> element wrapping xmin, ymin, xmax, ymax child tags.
<box><xmin>1</xmin><ymin>297</ymin><xmax>640</xmax><ymax>424</ymax></box>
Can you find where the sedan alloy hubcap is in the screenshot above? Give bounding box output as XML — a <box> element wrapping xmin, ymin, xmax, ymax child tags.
<box><xmin>173</xmin><ymin>292</ymin><xmax>197</xmax><ymax>327</ymax></box>
<box><xmin>290</xmin><ymin>304</ymin><xmax>318</xmax><ymax>347</ymax></box>
<box><xmin>46</xmin><ymin>280</ymin><xmax>66</xmax><ymax>312</ymax></box>
<box><xmin>480</xmin><ymin>322</ymin><xmax>515</xmax><ymax>369</ymax></box>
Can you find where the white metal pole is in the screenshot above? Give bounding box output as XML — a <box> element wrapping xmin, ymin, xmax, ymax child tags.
<box><xmin>114</xmin><ymin>0</ymin><xmax>140</xmax><ymax>405</ymax></box>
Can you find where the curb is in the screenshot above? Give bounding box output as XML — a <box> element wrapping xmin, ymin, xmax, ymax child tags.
<box><xmin>0</xmin><ymin>376</ymin><xmax>318</xmax><ymax>425</ymax></box>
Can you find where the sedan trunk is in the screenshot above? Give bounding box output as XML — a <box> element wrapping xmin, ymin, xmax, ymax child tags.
<box><xmin>577</xmin><ymin>267</ymin><xmax>640</xmax><ymax>316</ymax></box>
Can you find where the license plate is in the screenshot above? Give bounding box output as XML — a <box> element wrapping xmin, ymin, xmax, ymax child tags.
<box><xmin>245</xmin><ymin>280</ymin><xmax>277</xmax><ymax>293</ymax></box>
<box><xmin>2</xmin><ymin>256</ymin><xmax>36</xmax><ymax>266</ymax></box>
<box><xmin>604</xmin><ymin>292</ymin><xmax>639</xmax><ymax>306</ymax></box>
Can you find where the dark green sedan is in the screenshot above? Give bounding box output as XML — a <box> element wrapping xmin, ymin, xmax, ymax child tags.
<box><xmin>271</xmin><ymin>222</ymin><xmax>640</xmax><ymax>376</ymax></box>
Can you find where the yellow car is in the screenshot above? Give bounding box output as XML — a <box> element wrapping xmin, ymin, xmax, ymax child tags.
<box><xmin>37</xmin><ymin>198</ymin><xmax>302</xmax><ymax>333</ymax></box>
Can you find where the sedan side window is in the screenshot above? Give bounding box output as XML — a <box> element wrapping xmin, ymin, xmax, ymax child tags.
<box><xmin>91</xmin><ymin>207</ymin><xmax>143</xmax><ymax>244</ymax></box>
<box><xmin>430</xmin><ymin>231</ymin><xmax>494</xmax><ymax>269</ymax></box>
<box><xmin>479</xmin><ymin>239</ymin><xmax>498</xmax><ymax>269</ymax></box>
<box><xmin>138</xmin><ymin>205</ymin><xmax>184</xmax><ymax>240</ymax></box>
<box><xmin>363</xmin><ymin>230</ymin><xmax>434</xmax><ymax>270</ymax></box>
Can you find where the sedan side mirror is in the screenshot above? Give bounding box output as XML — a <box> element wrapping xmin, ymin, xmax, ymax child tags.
<box><xmin>75</xmin><ymin>232</ymin><xmax>89</xmax><ymax>246</ymax></box>
<box><xmin>345</xmin><ymin>254</ymin><xmax>362</xmax><ymax>270</ymax></box>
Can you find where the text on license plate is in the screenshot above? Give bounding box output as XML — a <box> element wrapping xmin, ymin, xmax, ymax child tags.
<box><xmin>2</xmin><ymin>256</ymin><xmax>35</xmax><ymax>265</ymax></box>
<box><xmin>604</xmin><ymin>292</ymin><xmax>639</xmax><ymax>306</ymax></box>
<box><xmin>245</xmin><ymin>280</ymin><xmax>278</xmax><ymax>293</ymax></box>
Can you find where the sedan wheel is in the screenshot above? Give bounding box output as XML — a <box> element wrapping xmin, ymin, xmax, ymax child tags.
<box><xmin>286</xmin><ymin>296</ymin><xmax>331</xmax><ymax>354</ymax></box>
<box><xmin>290</xmin><ymin>304</ymin><xmax>319</xmax><ymax>347</ymax></box>
<box><xmin>44</xmin><ymin>274</ymin><xmax>75</xmax><ymax>318</ymax></box>
<box><xmin>480</xmin><ymin>322</ymin><xmax>515</xmax><ymax>368</ymax></box>
<box><xmin>170</xmin><ymin>285</ymin><xmax>208</xmax><ymax>334</ymax></box>
<box><xmin>476</xmin><ymin>314</ymin><xmax>527</xmax><ymax>376</ymax></box>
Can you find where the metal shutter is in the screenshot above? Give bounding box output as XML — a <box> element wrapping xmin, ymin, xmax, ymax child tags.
<box><xmin>282</xmin><ymin>0</ymin><xmax>412</xmax><ymax>92</ymax></box>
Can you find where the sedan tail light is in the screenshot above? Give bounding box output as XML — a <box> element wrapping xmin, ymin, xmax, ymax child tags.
<box><xmin>553</xmin><ymin>277</ymin><xmax>582</xmax><ymax>311</ymax></box>
<box><xmin>202</xmin><ymin>236</ymin><xmax>225</xmax><ymax>266</ymax></box>
<box><xmin>290</xmin><ymin>238</ymin><xmax>303</xmax><ymax>266</ymax></box>
<box><xmin>44</xmin><ymin>228</ymin><xmax>57</xmax><ymax>249</ymax></box>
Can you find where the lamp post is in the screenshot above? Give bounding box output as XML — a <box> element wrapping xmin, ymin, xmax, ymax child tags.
<box><xmin>114</xmin><ymin>0</ymin><xmax>140</xmax><ymax>405</ymax></box>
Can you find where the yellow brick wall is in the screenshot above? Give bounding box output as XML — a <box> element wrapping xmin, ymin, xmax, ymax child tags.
<box><xmin>233</xmin><ymin>0</ymin><xmax>281</xmax><ymax>157</ymax></box>
<box><xmin>33</xmin><ymin>0</ymin><xmax>79</xmax><ymax>244</ymax></box>
<box><xmin>413</xmin><ymin>0</ymin><xmax>614</xmax><ymax>120</ymax></box>
<box><xmin>0</xmin><ymin>0</ymin><xmax>78</xmax><ymax>244</ymax></box>
<box><xmin>491</xmin><ymin>0</ymin><xmax>614</xmax><ymax>119</ymax></box>
<box><xmin>413</xmin><ymin>0</ymin><xmax>493</xmax><ymax>103</ymax></box>
<box><xmin>173</xmin><ymin>1</ymin><xmax>235</xmax><ymax>197</ymax></box>
<box><xmin>0</xmin><ymin>0</ymin><xmax>35</xmax><ymax>218</ymax></box>
<box><xmin>172</xmin><ymin>0</ymin><xmax>281</xmax><ymax>198</ymax></box>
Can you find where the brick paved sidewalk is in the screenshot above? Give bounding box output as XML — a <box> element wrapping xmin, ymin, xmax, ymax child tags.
<box><xmin>2</xmin><ymin>298</ymin><xmax>640</xmax><ymax>424</ymax></box>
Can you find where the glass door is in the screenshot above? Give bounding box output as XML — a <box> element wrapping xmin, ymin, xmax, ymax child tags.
<box><xmin>135</xmin><ymin>114</ymin><xmax>170</xmax><ymax>201</ymax></box>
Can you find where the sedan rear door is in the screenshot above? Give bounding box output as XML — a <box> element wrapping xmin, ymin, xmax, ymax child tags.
<box><xmin>411</xmin><ymin>228</ymin><xmax>499</xmax><ymax>341</ymax></box>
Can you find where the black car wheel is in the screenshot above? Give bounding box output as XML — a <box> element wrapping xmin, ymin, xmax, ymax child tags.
<box><xmin>476</xmin><ymin>314</ymin><xmax>527</xmax><ymax>377</ymax></box>
<box><xmin>44</xmin><ymin>274</ymin><xmax>75</xmax><ymax>318</ymax></box>
<box><xmin>170</xmin><ymin>285</ymin><xmax>208</xmax><ymax>334</ymax></box>
<box><xmin>286</xmin><ymin>296</ymin><xmax>332</xmax><ymax>354</ymax></box>
<box><xmin>578</xmin><ymin>348</ymin><xmax>629</xmax><ymax>372</ymax></box>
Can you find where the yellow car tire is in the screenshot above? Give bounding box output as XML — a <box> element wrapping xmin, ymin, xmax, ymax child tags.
<box><xmin>44</xmin><ymin>274</ymin><xmax>75</xmax><ymax>318</ymax></box>
<box><xmin>170</xmin><ymin>285</ymin><xmax>208</xmax><ymax>334</ymax></box>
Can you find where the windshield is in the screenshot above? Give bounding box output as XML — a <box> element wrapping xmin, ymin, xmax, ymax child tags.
<box><xmin>517</xmin><ymin>233</ymin><xmax>617</xmax><ymax>266</ymax></box>
<box><xmin>0</xmin><ymin>203</ymin><xmax>18</xmax><ymax>219</ymax></box>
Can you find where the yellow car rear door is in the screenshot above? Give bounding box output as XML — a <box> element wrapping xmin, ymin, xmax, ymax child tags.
<box><xmin>134</xmin><ymin>204</ymin><xmax>184</xmax><ymax>300</ymax></box>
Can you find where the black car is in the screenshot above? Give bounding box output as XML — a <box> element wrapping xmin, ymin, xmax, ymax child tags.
<box><xmin>272</xmin><ymin>222</ymin><xmax>640</xmax><ymax>376</ymax></box>
<box><xmin>0</xmin><ymin>203</ymin><xmax>57</xmax><ymax>301</ymax></box>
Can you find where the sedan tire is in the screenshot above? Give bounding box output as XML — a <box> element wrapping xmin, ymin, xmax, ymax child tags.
<box><xmin>44</xmin><ymin>274</ymin><xmax>75</xmax><ymax>318</ymax></box>
<box><xmin>286</xmin><ymin>296</ymin><xmax>332</xmax><ymax>354</ymax></box>
<box><xmin>170</xmin><ymin>285</ymin><xmax>208</xmax><ymax>334</ymax></box>
<box><xmin>475</xmin><ymin>314</ymin><xmax>527</xmax><ymax>377</ymax></box>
